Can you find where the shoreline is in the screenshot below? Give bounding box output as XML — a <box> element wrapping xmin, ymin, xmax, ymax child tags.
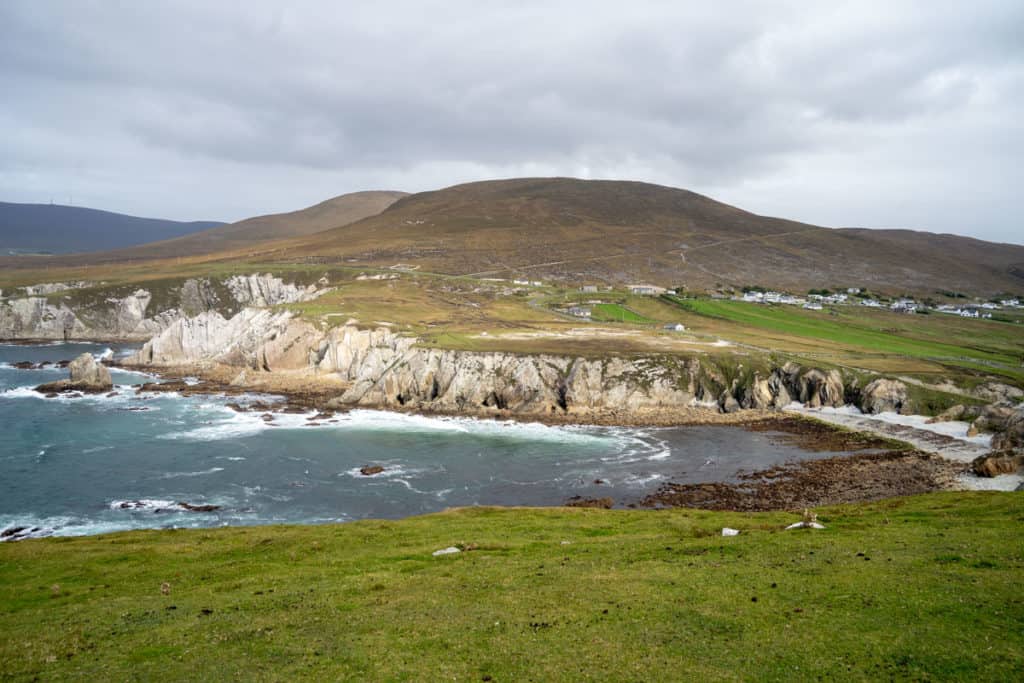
<box><xmin>1</xmin><ymin>344</ymin><xmax>1014</xmax><ymax>532</ymax></box>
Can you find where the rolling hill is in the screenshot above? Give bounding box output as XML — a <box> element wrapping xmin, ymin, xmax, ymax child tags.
<box><xmin>0</xmin><ymin>202</ymin><xmax>222</xmax><ymax>254</ymax></box>
<box><xmin>2</xmin><ymin>179</ymin><xmax>1021</xmax><ymax>297</ymax></box>
<box><xmin>264</xmin><ymin>178</ymin><xmax>1024</xmax><ymax>296</ymax></box>
<box><xmin>105</xmin><ymin>190</ymin><xmax>409</xmax><ymax>260</ymax></box>
<box><xmin>0</xmin><ymin>191</ymin><xmax>406</xmax><ymax>266</ymax></box>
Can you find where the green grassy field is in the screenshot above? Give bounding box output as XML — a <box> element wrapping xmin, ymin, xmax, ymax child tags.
<box><xmin>664</xmin><ymin>296</ymin><xmax>1024</xmax><ymax>384</ymax></box>
<box><xmin>1</xmin><ymin>493</ymin><xmax>1022</xmax><ymax>681</ymax></box>
<box><xmin>589</xmin><ymin>303</ymin><xmax>655</xmax><ymax>324</ymax></box>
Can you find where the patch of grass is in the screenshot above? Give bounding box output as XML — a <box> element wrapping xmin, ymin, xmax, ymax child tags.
<box><xmin>590</xmin><ymin>303</ymin><xmax>655</xmax><ymax>324</ymax></box>
<box><xmin>0</xmin><ymin>492</ymin><xmax>1022</xmax><ymax>681</ymax></box>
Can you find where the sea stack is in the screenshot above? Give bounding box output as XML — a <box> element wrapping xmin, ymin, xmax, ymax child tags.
<box><xmin>35</xmin><ymin>352</ymin><xmax>113</xmax><ymax>394</ymax></box>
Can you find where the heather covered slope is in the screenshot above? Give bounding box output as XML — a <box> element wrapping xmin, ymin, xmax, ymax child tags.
<box><xmin>0</xmin><ymin>201</ymin><xmax>222</xmax><ymax>254</ymax></box>
<box><xmin>271</xmin><ymin>178</ymin><xmax>1024</xmax><ymax>295</ymax></box>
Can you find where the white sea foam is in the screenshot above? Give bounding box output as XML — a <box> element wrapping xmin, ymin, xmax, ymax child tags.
<box><xmin>0</xmin><ymin>386</ymin><xmax>47</xmax><ymax>400</ymax></box>
<box><xmin>622</xmin><ymin>472</ymin><xmax>664</xmax><ymax>487</ymax></box>
<box><xmin>108</xmin><ymin>499</ymin><xmax>179</xmax><ymax>511</ymax></box>
<box><xmin>157</xmin><ymin>403</ymin><xmax>620</xmax><ymax>447</ymax></box>
<box><xmin>957</xmin><ymin>472</ymin><xmax>1023</xmax><ymax>491</ymax></box>
<box><xmin>1</xmin><ymin>514</ymin><xmax>136</xmax><ymax>541</ymax></box>
<box><xmin>157</xmin><ymin>467</ymin><xmax>225</xmax><ymax>479</ymax></box>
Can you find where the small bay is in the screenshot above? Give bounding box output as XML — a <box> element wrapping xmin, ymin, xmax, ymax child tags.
<box><xmin>2</xmin><ymin>343</ymin><xmax>839</xmax><ymax>539</ymax></box>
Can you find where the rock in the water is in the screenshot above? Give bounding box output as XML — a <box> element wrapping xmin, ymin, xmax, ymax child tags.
<box><xmin>970</xmin><ymin>403</ymin><xmax>1016</xmax><ymax>434</ymax></box>
<box><xmin>359</xmin><ymin>465</ymin><xmax>385</xmax><ymax>476</ymax></box>
<box><xmin>991</xmin><ymin>406</ymin><xmax>1024</xmax><ymax>452</ymax></box>
<box><xmin>859</xmin><ymin>378</ymin><xmax>909</xmax><ymax>414</ymax></box>
<box><xmin>69</xmin><ymin>352</ymin><xmax>112</xmax><ymax>389</ymax></box>
<box><xmin>927</xmin><ymin>404</ymin><xmax>966</xmax><ymax>424</ymax></box>
<box><xmin>34</xmin><ymin>352</ymin><xmax>112</xmax><ymax>394</ymax></box>
<box><xmin>971</xmin><ymin>452</ymin><xmax>1024</xmax><ymax>477</ymax></box>
<box><xmin>177</xmin><ymin>502</ymin><xmax>221</xmax><ymax>512</ymax></box>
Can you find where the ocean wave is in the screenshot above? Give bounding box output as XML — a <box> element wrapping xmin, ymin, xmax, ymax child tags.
<box><xmin>0</xmin><ymin>386</ymin><xmax>46</xmax><ymax>400</ymax></box>
<box><xmin>622</xmin><ymin>472</ymin><xmax>665</xmax><ymax>488</ymax></box>
<box><xmin>335</xmin><ymin>409</ymin><xmax>617</xmax><ymax>446</ymax></box>
<box><xmin>157</xmin><ymin>467</ymin><xmax>226</xmax><ymax>479</ymax></box>
<box><xmin>1</xmin><ymin>514</ymin><xmax>135</xmax><ymax>542</ymax></box>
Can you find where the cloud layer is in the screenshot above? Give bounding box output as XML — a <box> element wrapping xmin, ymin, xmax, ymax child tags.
<box><xmin>1</xmin><ymin>1</ymin><xmax>1022</xmax><ymax>242</ymax></box>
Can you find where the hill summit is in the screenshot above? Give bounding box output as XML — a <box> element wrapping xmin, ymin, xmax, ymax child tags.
<box><xmin>272</xmin><ymin>178</ymin><xmax>1024</xmax><ymax>295</ymax></box>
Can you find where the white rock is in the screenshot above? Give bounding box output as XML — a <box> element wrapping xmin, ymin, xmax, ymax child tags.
<box><xmin>785</xmin><ymin>521</ymin><xmax>826</xmax><ymax>530</ymax></box>
<box><xmin>721</xmin><ymin>528</ymin><xmax>740</xmax><ymax>536</ymax></box>
<box><xmin>432</xmin><ymin>546</ymin><xmax>462</xmax><ymax>556</ymax></box>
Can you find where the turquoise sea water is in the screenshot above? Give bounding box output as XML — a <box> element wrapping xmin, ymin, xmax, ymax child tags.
<box><xmin>1</xmin><ymin>343</ymin><xmax>832</xmax><ymax>540</ymax></box>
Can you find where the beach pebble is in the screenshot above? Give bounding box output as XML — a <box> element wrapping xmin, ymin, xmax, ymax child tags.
<box><xmin>721</xmin><ymin>527</ymin><xmax>740</xmax><ymax>536</ymax></box>
<box><xmin>432</xmin><ymin>546</ymin><xmax>462</xmax><ymax>556</ymax></box>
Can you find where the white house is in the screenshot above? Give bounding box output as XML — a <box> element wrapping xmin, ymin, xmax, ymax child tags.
<box><xmin>629</xmin><ymin>284</ymin><xmax>666</xmax><ymax>296</ymax></box>
<box><xmin>579</xmin><ymin>285</ymin><xmax>598</xmax><ymax>293</ymax></box>
<box><xmin>566</xmin><ymin>306</ymin><xmax>591</xmax><ymax>318</ymax></box>
<box><xmin>890</xmin><ymin>298</ymin><xmax>919</xmax><ymax>313</ymax></box>
<box><xmin>803</xmin><ymin>302</ymin><xmax>823</xmax><ymax>311</ymax></box>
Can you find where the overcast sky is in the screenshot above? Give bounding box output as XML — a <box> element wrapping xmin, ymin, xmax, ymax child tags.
<box><xmin>1</xmin><ymin>1</ymin><xmax>1022</xmax><ymax>243</ymax></box>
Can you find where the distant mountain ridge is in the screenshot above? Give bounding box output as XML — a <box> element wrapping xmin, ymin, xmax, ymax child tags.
<box><xmin>0</xmin><ymin>202</ymin><xmax>222</xmax><ymax>254</ymax></box>
<box><xmin>0</xmin><ymin>191</ymin><xmax>407</xmax><ymax>264</ymax></box>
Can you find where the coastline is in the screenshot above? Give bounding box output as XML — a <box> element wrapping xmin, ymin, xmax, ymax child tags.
<box><xmin>113</xmin><ymin>360</ymin><xmax>1010</xmax><ymax>507</ymax></box>
<box><xmin>2</xmin><ymin>342</ymin><xmax>1012</xmax><ymax>531</ymax></box>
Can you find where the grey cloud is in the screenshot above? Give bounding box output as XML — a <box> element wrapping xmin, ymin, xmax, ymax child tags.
<box><xmin>0</xmin><ymin>0</ymin><xmax>1021</xmax><ymax>242</ymax></box>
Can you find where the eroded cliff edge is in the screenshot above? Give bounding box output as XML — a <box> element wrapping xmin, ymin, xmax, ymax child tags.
<box><xmin>122</xmin><ymin>304</ymin><xmax>914</xmax><ymax>420</ymax></box>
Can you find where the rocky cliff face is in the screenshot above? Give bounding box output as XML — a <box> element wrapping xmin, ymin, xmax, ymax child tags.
<box><xmin>126</xmin><ymin>306</ymin><xmax>904</xmax><ymax>417</ymax></box>
<box><xmin>0</xmin><ymin>274</ymin><xmax>324</xmax><ymax>342</ymax></box>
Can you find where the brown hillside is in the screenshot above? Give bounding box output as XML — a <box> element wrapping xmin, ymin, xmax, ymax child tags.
<box><xmin>268</xmin><ymin>178</ymin><xmax>1024</xmax><ymax>295</ymax></box>
<box><xmin>0</xmin><ymin>190</ymin><xmax>406</xmax><ymax>267</ymax></box>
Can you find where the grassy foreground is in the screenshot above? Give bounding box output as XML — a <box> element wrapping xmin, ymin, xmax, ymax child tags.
<box><xmin>1</xmin><ymin>493</ymin><xmax>1022</xmax><ymax>681</ymax></box>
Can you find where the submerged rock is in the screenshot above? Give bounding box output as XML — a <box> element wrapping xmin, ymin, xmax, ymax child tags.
<box><xmin>177</xmin><ymin>502</ymin><xmax>221</xmax><ymax>512</ymax></box>
<box><xmin>359</xmin><ymin>465</ymin><xmax>385</xmax><ymax>476</ymax></box>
